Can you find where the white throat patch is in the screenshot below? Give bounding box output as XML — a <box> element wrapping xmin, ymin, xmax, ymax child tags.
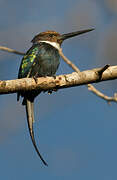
<box><xmin>39</xmin><ymin>41</ymin><xmax>60</xmax><ymax>51</ymax></box>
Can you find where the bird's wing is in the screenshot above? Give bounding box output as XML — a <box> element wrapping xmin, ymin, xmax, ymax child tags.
<box><xmin>17</xmin><ymin>45</ymin><xmax>41</xmax><ymax>101</ymax></box>
<box><xmin>18</xmin><ymin>45</ymin><xmax>40</xmax><ymax>79</ymax></box>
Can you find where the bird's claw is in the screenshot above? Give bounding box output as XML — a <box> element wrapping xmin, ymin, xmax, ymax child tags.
<box><xmin>33</xmin><ymin>76</ymin><xmax>38</xmax><ymax>83</ymax></box>
<box><xmin>48</xmin><ymin>88</ymin><xmax>58</xmax><ymax>94</ymax></box>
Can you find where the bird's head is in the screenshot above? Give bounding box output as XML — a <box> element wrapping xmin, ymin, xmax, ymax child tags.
<box><xmin>31</xmin><ymin>28</ymin><xmax>94</xmax><ymax>50</ymax></box>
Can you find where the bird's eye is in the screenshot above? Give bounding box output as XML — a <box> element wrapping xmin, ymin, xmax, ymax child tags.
<box><xmin>49</xmin><ymin>34</ymin><xmax>53</xmax><ymax>38</ymax></box>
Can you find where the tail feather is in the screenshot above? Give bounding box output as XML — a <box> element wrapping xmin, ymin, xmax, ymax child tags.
<box><xmin>25</xmin><ymin>99</ymin><xmax>48</xmax><ymax>166</ymax></box>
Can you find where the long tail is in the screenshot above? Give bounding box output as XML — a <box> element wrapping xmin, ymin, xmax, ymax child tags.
<box><xmin>25</xmin><ymin>99</ymin><xmax>48</xmax><ymax>166</ymax></box>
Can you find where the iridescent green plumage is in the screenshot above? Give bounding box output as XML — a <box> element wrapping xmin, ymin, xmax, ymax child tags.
<box><xmin>18</xmin><ymin>45</ymin><xmax>40</xmax><ymax>79</ymax></box>
<box><xmin>18</xmin><ymin>43</ymin><xmax>60</xmax><ymax>80</ymax></box>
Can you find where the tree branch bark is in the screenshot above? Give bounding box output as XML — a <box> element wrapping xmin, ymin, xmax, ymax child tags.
<box><xmin>0</xmin><ymin>65</ymin><xmax>117</xmax><ymax>95</ymax></box>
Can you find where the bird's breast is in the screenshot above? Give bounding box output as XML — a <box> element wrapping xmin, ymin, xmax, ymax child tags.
<box><xmin>33</xmin><ymin>43</ymin><xmax>60</xmax><ymax>77</ymax></box>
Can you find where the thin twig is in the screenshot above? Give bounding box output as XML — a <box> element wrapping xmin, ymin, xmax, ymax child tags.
<box><xmin>59</xmin><ymin>48</ymin><xmax>81</xmax><ymax>73</ymax></box>
<box><xmin>97</xmin><ymin>64</ymin><xmax>110</xmax><ymax>80</ymax></box>
<box><xmin>88</xmin><ymin>84</ymin><xmax>117</xmax><ymax>104</ymax></box>
<box><xmin>0</xmin><ymin>46</ymin><xmax>25</xmax><ymax>55</ymax></box>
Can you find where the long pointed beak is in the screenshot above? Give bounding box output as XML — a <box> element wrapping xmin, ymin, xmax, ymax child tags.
<box><xmin>59</xmin><ymin>28</ymin><xmax>94</xmax><ymax>41</ymax></box>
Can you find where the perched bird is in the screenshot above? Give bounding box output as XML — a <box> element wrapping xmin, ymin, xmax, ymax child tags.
<box><xmin>17</xmin><ymin>28</ymin><xmax>94</xmax><ymax>166</ymax></box>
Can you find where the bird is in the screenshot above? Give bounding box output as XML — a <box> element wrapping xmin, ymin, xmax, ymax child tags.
<box><xmin>17</xmin><ymin>28</ymin><xmax>94</xmax><ymax>166</ymax></box>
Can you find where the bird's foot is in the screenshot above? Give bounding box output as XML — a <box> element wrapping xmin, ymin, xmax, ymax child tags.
<box><xmin>33</xmin><ymin>76</ymin><xmax>38</xmax><ymax>83</ymax></box>
<box><xmin>48</xmin><ymin>88</ymin><xmax>58</xmax><ymax>94</ymax></box>
<box><xmin>48</xmin><ymin>90</ymin><xmax>52</xmax><ymax>94</ymax></box>
<box><xmin>53</xmin><ymin>75</ymin><xmax>56</xmax><ymax>79</ymax></box>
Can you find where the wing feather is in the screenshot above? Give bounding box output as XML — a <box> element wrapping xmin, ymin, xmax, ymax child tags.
<box><xmin>18</xmin><ymin>45</ymin><xmax>40</xmax><ymax>78</ymax></box>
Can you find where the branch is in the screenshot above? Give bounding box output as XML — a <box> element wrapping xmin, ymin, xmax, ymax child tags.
<box><xmin>0</xmin><ymin>46</ymin><xmax>25</xmax><ymax>55</ymax></box>
<box><xmin>0</xmin><ymin>65</ymin><xmax>117</xmax><ymax>95</ymax></box>
<box><xmin>58</xmin><ymin>48</ymin><xmax>115</xmax><ymax>103</ymax></box>
<box><xmin>0</xmin><ymin>45</ymin><xmax>117</xmax><ymax>103</ymax></box>
<box><xmin>88</xmin><ymin>84</ymin><xmax>117</xmax><ymax>103</ymax></box>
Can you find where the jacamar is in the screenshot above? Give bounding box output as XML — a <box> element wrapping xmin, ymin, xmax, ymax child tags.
<box><xmin>17</xmin><ymin>28</ymin><xmax>94</xmax><ymax>166</ymax></box>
